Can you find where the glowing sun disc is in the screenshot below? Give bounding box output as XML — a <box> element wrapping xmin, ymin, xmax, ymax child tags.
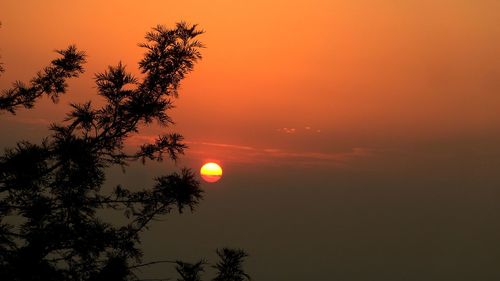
<box><xmin>200</xmin><ymin>162</ymin><xmax>223</xmax><ymax>183</ymax></box>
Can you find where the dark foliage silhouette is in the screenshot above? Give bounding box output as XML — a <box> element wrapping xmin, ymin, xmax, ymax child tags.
<box><xmin>0</xmin><ymin>23</ymin><xmax>249</xmax><ymax>281</ymax></box>
<box><xmin>213</xmin><ymin>248</ymin><xmax>250</xmax><ymax>281</ymax></box>
<box><xmin>0</xmin><ymin>45</ymin><xmax>85</xmax><ymax>113</ymax></box>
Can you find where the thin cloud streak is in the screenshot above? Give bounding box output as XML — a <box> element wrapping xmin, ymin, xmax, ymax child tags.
<box><xmin>126</xmin><ymin>136</ymin><xmax>375</xmax><ymax>166</ymax></box>
<box><xmin>187</xmin><ymin>141</ymin><xmax>254</xmax><ymax>151</ymax></box>
<box><xmin>185</xmin><ymin>140</ymin><xmax>375</xmax><ymax>166</ymax></box>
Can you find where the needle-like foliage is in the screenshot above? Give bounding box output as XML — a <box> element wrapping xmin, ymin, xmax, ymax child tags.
<box><xmin>0</xmin><ymin>23</ymin><xmax>249</xmax><ymax>281</ymax></box>
<box><xmin>0</xmin><ymin>45</ymin><xmax>86</xmax><ymax>113</ymax></box>
<box><xmin>213</xmin><ymin>248</ymin><xmax>250</xmax><ymax>281</ymax></box>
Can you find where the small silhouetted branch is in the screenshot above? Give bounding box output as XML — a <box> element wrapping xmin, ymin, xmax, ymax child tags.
<box><xmin>213</xmin><ymin>248</ymin><xmax>251</xmax><ymax>281</ymax></box>
<box><xmin>129</xmin><ymin>260</ymin><xmax>177</xmax><ymax>270</ymax></box>
<box><xmin>175</xmin><ymin>260</ymin><xmax>206</xmax><ymax>281</ymax></box>
<box><xmin>134</xmin><ymin>278</ymin><xmax>172</xmax><ymax>281</ymax></box>
<box><xmin>0</xmin><ymin>45</ymin><xmax>86</xmax><ymax>114</ymax></box>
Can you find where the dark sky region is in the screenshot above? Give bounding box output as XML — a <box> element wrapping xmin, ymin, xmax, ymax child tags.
<box><xmin>1</xmin><ymin>1</ymin><xmax>500</xmax><ymax>280</ymax></box>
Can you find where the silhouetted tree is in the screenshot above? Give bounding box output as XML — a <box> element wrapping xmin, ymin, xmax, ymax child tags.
<box><xmin>0</xmin><ymin>23</ymin><xmax>249</xmax><ymax>281</ymax></box>
<box><xmin>172</xmin><ymin>248</ymin><xmax>250</xmax><ymax>281</ymax></box>
<box><xmin>213</xmin><ymin>248</ymin><xmax>250</xmax><ymax>281</ymax></box>
<box><xmin>175</xmin><ymin>260</ymin><xmax>206</xmax><ymax>281</ymax></box>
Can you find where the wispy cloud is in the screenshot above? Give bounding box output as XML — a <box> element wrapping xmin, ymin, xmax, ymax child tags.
<box><xmin>185</xmin><ymin>140</ymin><xmax>374</xmax><ymax>166</ymax></box>
<box><xmin>277</xmin><ymin>126</ymin><xmax>322</xmax><ymax>134</ymax></box>
<box><xmin>187</xmin><ymin>141</ymin><xmax>254</xmax><ymax>151</ymax></box>
<box><xmin>126</xmin><ymin>135</ymin><xmax>374</xmax><ymax>166</ymax></box>
<box><xmin>277</xmin><ymin>127</ymin><xmax>297</xmax><ymax>134</ymax></box>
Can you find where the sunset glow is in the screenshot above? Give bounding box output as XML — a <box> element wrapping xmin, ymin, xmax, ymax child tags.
<box><xmin>200</xmin><ymin>162</ymin><xmax>223</xmax><ymax>183</ymax></box>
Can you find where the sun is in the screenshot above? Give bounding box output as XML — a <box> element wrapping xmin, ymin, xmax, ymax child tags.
<box><xmin>200</xmin><ymin>162</ymin><xmax>223</xmax><ymax>183</ymax></box>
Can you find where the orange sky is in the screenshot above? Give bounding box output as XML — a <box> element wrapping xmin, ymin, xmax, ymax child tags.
<box><xmin>2</xmin><ymin>0</ymin><xmax>500</xmax><ymax>161</ymax></box>
<box><xmin>2</xmin><ymin>2</ymin><xmax>500</xmax><ymax>279</ymax></box>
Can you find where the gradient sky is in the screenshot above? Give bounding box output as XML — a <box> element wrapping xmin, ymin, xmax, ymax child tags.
<box><xmin>1</xmin><ymin>1</ymin><xmax>500</xmax><ymax>280</ymax></box>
